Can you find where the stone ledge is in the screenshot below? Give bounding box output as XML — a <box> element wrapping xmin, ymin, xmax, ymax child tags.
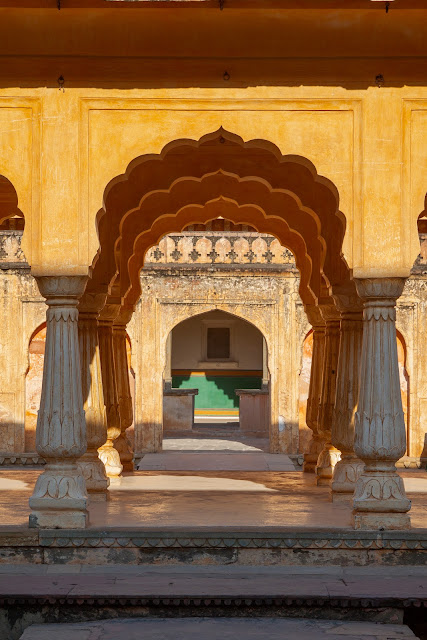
<box><xmin>1</xmin><ymin>527</ymin><xmax>421</xmax><ymax>551</ymax></box>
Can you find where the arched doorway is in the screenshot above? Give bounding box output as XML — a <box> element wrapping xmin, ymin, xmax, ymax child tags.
<box><xmin>164</xmin><ymin>310</ymin><xmax>269</xmax><ymax>442</ymax></box>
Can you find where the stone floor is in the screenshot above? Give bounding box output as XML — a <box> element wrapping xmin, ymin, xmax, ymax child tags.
<box><xmin>0</xmin><ymin>468</ymin><xmax>426</xmax><ymax>529</ymax></box>
<box><xmin>138</xmin><ymin>451</ymin><xmax>296</xmax><ymax>470</ymax></box>
<box><xmin>18</xmin><ymin>617</ymin><xmax>420</xmax><ymax>640</ymax></box>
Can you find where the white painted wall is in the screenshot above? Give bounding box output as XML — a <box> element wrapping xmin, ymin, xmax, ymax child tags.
<box><xmin>171</xmin><ymin>310</ymin><xmax>263</xmax><ymax>371</ymax></box>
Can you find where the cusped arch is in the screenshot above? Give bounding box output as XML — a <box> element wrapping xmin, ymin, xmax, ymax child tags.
<box><xmin>0</xmin><ymin>175</ymin><xmax>24</xmax><ymax>224</ymax></box>
<box><xmin>125</xmin><ymin>199</ymin><xmax>316</xmax><ymax>308</ymax></box>
<box><xmin>87</xmin><ymin>128</ymin><xmax>350</xmax><ymax>310</ymax></box>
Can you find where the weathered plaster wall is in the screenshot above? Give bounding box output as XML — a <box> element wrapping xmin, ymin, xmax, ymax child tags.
<box><xmin>0</xmin><ymin>267</ymin><xmax>44</xmax><ymax>453</ymax></box>
<box><xmin>130</xmin><ymin>267</ymin><xmax>305</xmax><ymax>454</ymax></box>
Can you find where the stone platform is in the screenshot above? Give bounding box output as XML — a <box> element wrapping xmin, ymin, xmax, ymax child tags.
<box><xmin>19</xmin><ymin>617</ymin><xmax>420</xmax><ymax>640</ymax></box>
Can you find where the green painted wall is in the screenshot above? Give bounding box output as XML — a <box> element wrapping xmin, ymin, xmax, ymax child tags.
<box><xmin>172</xmin><ymin>372</ymin><xmax>262</xmax><ymax>410</ymax></box>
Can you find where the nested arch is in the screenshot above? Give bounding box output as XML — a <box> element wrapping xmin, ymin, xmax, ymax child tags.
<box><xmin>126</xmin><ymin>199</ymin><xmax>316</xmax><ymax>308</ymax></box>
<box><xmin>85</xmin><ymin>128</ymin><xmax>351</xmax><ymax>312</ymax></box>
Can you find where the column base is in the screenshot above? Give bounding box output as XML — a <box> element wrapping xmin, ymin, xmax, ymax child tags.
<box><xmin>114</xmin><ymin>433</ymin><xmax>134</xmax><ymax>472</ymax></box>
<box><xmin>330</xmin><ymin>456</ymin><xmax>364</xmax><ymax>499</ymax></box>
<box><xmin>122</xmin><ymin>461</ymin><xmax>135</xmax><ymax>472</ymax></box>
<box><xmin>29</xmin><ymin>464</ymin><xmax>88</xmax><ymax>529</ymax></box>
<box><xmin>303</xmin><ymin>437</ymin><xmax>324</xmax><ymax>473</ymax></box>
<box><xmin>303</xmin><ymin>453</ymin><xmax>319</xmax><ymax>473</ymax></box>
<box><xmin>29</xmin><ymin>509</ymin><xmax>88</xmax><ymax>529</ymax></box>
<box><xmin>98</xmin><ymin>442</ymin><xmax>123</xmax><ymax>478</ymax></box>
<box><xmin>78</xmin><ymin>452</ymin><xmax>110</xmax><ymax>498</ymax></box>
<box><xmin>353</xmin><ymin>512</ymin><xmax>411</xmax><ymax>530</ymax></box>
<box><xmin>316</xmin><ymin>443</ymin><xmax>341</xmax><ymax>486</ymax></box>
<box><xmin>331</xmin><ymin>492</ymin><xmax>353</xmax><ymax>504</ymax></box>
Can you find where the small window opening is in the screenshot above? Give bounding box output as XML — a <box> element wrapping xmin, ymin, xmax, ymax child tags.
<box><xmin>207</xmin><ymin>327</ymin><xmax>230</xmax><ymax>359</ymax></box>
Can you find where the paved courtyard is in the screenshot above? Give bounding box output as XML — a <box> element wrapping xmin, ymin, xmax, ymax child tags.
<box><xmin>0</xmin><ymin>466</ymin><xmax>426</xmax><ymax>529</ymax></box>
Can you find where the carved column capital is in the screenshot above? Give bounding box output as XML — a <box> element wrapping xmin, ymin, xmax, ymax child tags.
<box><xmin>79</xmin><ymin>291</ymin><xmax>108</xmax><ymax>316</ymax></box>
<box><xmin>355</xmin><ymin>277</ymin><xmax>406</xmax><ymax>302</ymax></box>
<box><xmin>36</xmin><ymin>275</ymin><xmax>88</xmax><ymax>301</ymax></box>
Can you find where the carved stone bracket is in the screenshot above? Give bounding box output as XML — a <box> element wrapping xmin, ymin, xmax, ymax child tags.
<box><xmin>353</xmin><ymin>278</ymin><xmax>411</xmax><ymax>530</ymax></box>
<box><xmin>29</xmin><ymin>276</ymin><xmax>89</xmax><ymax>529</ymax></box>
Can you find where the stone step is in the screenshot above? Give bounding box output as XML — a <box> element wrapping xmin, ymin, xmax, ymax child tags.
<box><xmin>19</xmin><ymin>617</ymin><xmax>419</xmax><ymax>640</ymax></box>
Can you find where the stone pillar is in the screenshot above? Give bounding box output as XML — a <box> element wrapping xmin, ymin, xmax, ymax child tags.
<box><xmin>330</xmin><ymin>291</ymin><xmax>364</xmax><ymax>501</ymax></box>
<box><xmin>353</xmin><ymin>278</ymin><xmax>411</xmax><ymax>530</ymax></box>
<box><xmin>77</xmin><ymin>294</ymin><xmax>110</xmax><ymax>500</ymax></box>
<box><xmin>303</xmin><ymin>306</ymin><xmax>326</xmax><ymax>473</ymax></box>
<box><xmin>29</xmin><ymin>276</ymin><xmax>88</xmax><ymax>529</ymax></box>
<box><xmin>316</xmin><ymin>304</ymin><xmax>341</xmax><ymax>485</ymax></box>
<box><xmin>98</xmin><ymin>305</ymin><xmax>123</xmax><ymax>478</ymax></box>
<box><xmin>113</xmin><ymin>308</ymin><xmax>134</xmax><ymax>472</ymax></box>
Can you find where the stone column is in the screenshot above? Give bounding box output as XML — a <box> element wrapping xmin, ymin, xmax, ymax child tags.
<box><xmin>330</xmin><ymin>291</ymin><xmax>364</xmax><ymax>501</ymax></box>
<box><xmin>303</xmin><ymin>306</ymin><xmax>326</xmax><ymax>473</ymax></box>
<box><xmin>98</xmin><ymin>305</ymin><xmax>123</xmax><ymax>478</ymax></box>
<box><xmin>77</xmin><ymin>293</ymin><xmax>110</xmax><ymax>500</ymax></box>
<box><xmin>353</xmin><ymin>278</ymin><xmax>411</xmax><ymax>529</ymax></box>
<box><xmin>316</xmin><ymin>304</ymin><xmax>341</xmax><ymax>485</ymax></box>
<box><xmin>29</xmin><ymin>276</ymin><xmax>88</xmax><ymax>529</ymax></box>
<box><xmin>113</xmin><ymin>308</ymin><xmax>134</xmax><ymax>472</ymax></box>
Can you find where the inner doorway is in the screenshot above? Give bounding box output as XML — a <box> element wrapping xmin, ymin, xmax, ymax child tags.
<box><xmin>164</xmin><ymin>310</ymin><xmax>268</xmax><ymax>442</ymax></box>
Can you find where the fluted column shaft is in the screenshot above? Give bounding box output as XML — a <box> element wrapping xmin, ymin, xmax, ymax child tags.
<box><xmin>352</xmin><ymin>278</ymin><xmax>411</xmax><ymax>530</ymax></box>
<box><xmin>113</xmin><ymin>322</ymin><xmax>134</xmax><ymax>472</ymax></box>
<box><xmin>330</xmin><ymin>303</ymin><xmax>364</xmax><ymax>501</ymax></box>
<box><xmin>98</xmin><ymin>315</ymin><xmax>123</xmax><ymax>478</ymax></box>
<box><xmin>77</xmin><ymin>307</ymin><xmax>110</xmax><ymax>499</ymax></box>
<box><xmin>316</xmin><ymin>306</ymin><xmax>341</xmax><ymax>485</ymax></box>
<box><xmin>303</xmin><ymin>322</ymin><xmax>326</xmax><ymax>473</ymax></box>
<box><xmin>29</xmin><ymin>276</ymin><xmax>88</xmax><ymax>529</ymax></box>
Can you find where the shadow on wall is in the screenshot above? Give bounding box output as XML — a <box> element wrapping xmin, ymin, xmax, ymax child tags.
<box><xmin>172</xmin><ymin>373</ymin><xmax>263</xmax><ymax>411</ymax></box>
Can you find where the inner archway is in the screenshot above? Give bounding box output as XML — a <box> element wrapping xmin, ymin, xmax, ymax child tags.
<box><xmin>164</xmin><ymin>310</ymin><xmax>269</xmax><ymax>447</ymax></box>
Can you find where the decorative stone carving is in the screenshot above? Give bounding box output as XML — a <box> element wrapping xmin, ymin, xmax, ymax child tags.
<box><xmin>330</xmin><ymin>291</ymin><xmax>364</xmax><ymax>501</ymax></box>
<box><xmin>353</xmin><ymin>278</ymin><xmax>411</xmax><ymax>530</ymax></box>
<box><xmin>113</xmin><ymin>308</ymin><xmax>134</xmax><ymax>472</ymax></box>
<box><xmin>29</xmin><ymin>276</ymin><xmax>89</xmax><ymax>529</ymax></box>
<box><xmin>316</xmin><ymin>304</ymin><xmax>341</xmax><ymax>485</ymax></box>
<box><xmin>303</xmin><ymin>306</ymin><xmax>326</xmax><ymax>473</ymax></box>
<box><xmin>98</xmin><ymin>305</ymin><xmax>123</xmax><ymax>479</ymax></box>
<box><xmin>77</xmin><ymin>295</ymin><xmax>110</xmax><ymax>500</ymax></box>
